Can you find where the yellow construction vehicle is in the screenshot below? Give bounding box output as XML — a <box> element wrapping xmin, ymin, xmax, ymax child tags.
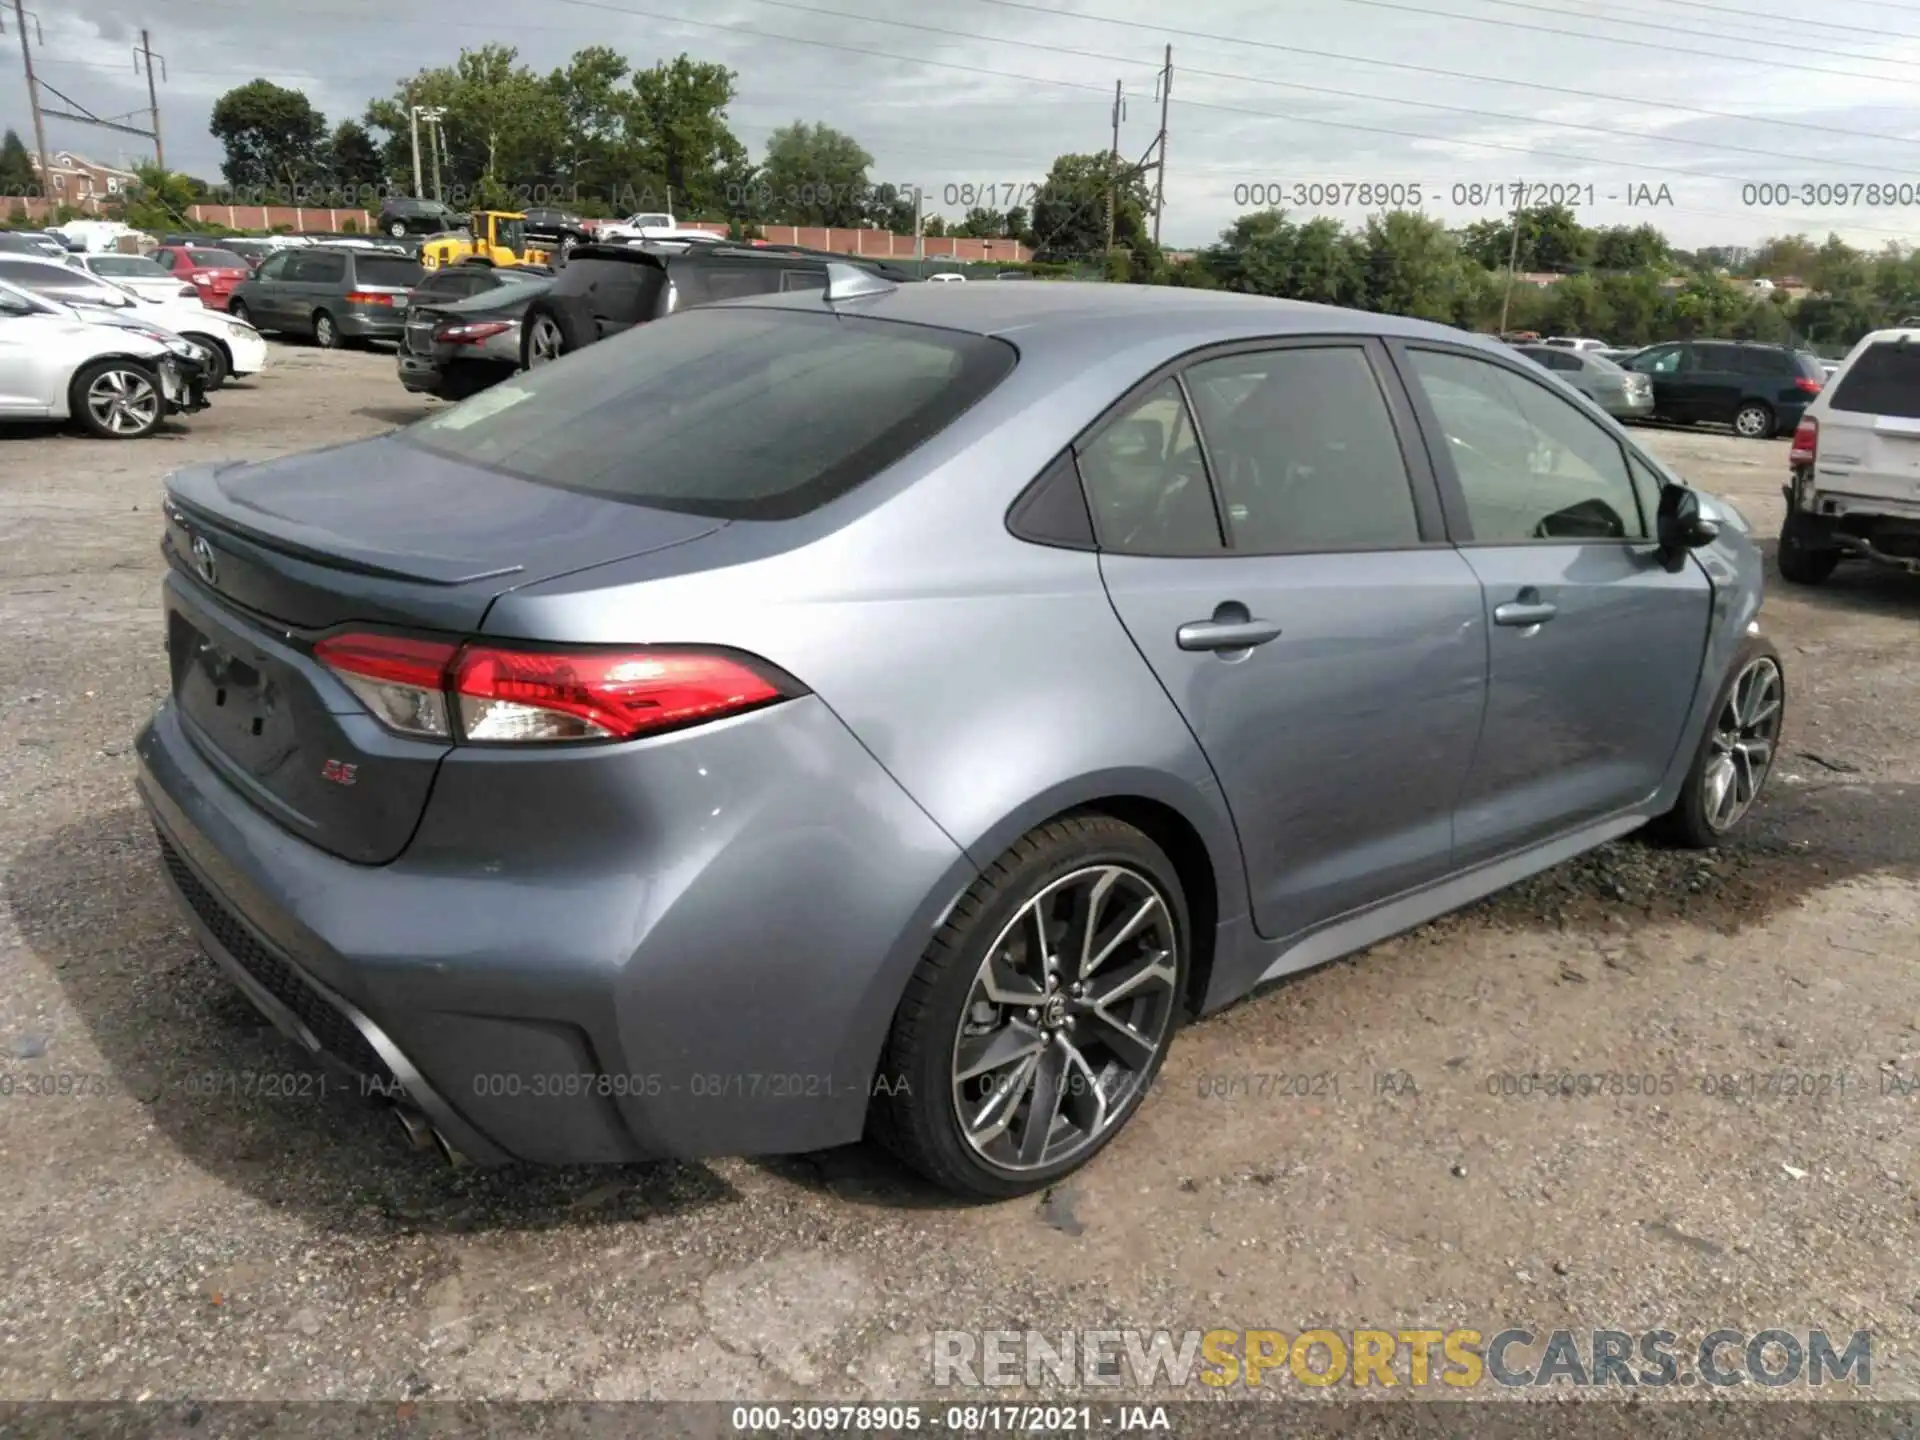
<box><xmin>418</xmin><ymin>211</ymin><xmax>550</xmax><ymax>270</ymax></box>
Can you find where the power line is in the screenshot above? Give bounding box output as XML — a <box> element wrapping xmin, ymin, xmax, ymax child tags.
<box><xmin>959</xmin><ymin>0</ymin><xmax>1920</xmax><ymax>148</ymax></box>
<box><xmin>1612</xmin><ymin>0</ymin><xmax>1920</xmax><ymax>40</ymax></box>
<box><xmin>1331</xmin><ymin>0</ymin><xmax>1920</xmax><ymax>84</ymax></box>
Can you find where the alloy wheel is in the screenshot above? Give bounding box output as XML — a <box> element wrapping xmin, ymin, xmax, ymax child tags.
<box><xmin>1702</xmin><ymin>655</ymin><xmax>1782</xmax><ymax>831</ymax></box>
<box><xmin>950</xmin><ymin>864</ymin><xmax>1180</xmax><ymax>1174</ymax></box>
<box><xmin>1734</xmin><ymin>405</ymin><xmax>1771</xmax><ymax>439</ymax></box>
<box><xmin>86</xmin><ymin>368</ymin><xmax>160</xmax><ymax>435</ymax></box>
<box><xmin>526</xmin><ymin>314</ymin><xmax>564</xmax><ymax>366</ymax></box>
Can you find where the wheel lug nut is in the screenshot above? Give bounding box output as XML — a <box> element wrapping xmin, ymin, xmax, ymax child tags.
<box><xmin>1025</xmin><ymin>1009</ymin><xmax>1039</xmax><ymax>1024</ymax></box>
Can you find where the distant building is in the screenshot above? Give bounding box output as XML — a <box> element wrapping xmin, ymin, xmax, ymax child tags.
<box><xmin>29</xmin><ymin>150</ymin><xmax>141</xmax><ymax>203</ymax></box>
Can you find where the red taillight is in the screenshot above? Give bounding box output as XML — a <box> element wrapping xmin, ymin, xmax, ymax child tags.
<box><xmin>1794</xmin><ymin>376</ymin><xmax>1822</xmax><ymax>394</ymax></box>
<box><xmin>347</xmin><ymin>290</ymin><xmax>394</xmax><ymax>306</ymax></box>
<box><xmin>1789</xmin><ymin>417</ymin><xmax>1818</xmax><ymax>466</ymax></box>
<box><xmin>435</xmin><ymin>320</ymin><xmax>512</xmax><ymax>344</ymax></box>
<box><xmin>453</xmin><ymin>647</ymin><xmax>789</xmax><ymax>742</ymax></box>
<box><xmin>315</xmin><ymin>633</ymin><xmax>797</xmax><ymax>745</ymax></box>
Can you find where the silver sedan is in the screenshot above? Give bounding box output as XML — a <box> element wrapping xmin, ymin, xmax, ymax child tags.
<box><xmin>1516</xmin><ymin>344</ymin><xmax>1655</xmax><ymax>420</ymax></box>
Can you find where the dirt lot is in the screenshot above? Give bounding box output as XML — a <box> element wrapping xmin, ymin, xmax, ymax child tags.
<box><xmin>2</xmin><ymin>343</ymin><xmax>1918</xmax><ymax>1421</ymax></box>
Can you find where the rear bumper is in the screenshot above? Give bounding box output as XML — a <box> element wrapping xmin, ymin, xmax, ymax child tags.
<box><xmin>1783</xmin><ymin>478</ymin><xmax>1920</xmax><ymax>571</ymax></box>
<box><xmin>1602</xmin><ymin>391</ymin><xmax>1655</xmax><ymax>419</ymax></box>
<box><xmin>397</xmin><ymin>350</ymin><xmax>516</xmax><ymax>397</ymax></box>
<box><xmin>133</xmin><ymin>691</ymin><xmax>971</xmax><ymax>1165</ymax></box>
<box><xmin>340</xmin><ymin>310</ymin><xmax>408</xmax><ymax>340</ymax></box>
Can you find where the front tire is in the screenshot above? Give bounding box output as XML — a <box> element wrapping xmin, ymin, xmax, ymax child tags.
<box><xmin>1733</xmin><ymin>401</ymin><xmax>1775</xmax><ymax>440</ymax></box>
<box><xmin>1657</xmin><ymin>636</ymin><xmax>1785</xmax><ymax>848</ymax></box>
<box><xmin>69</xmin><ymin>359</ymin><xmax>163</xmax><ymax>439</ymax></box>
<box><xmin>389</xmin><ymin>220</ymin><xmax>408</xmax><ymax>238</ymax></box>
<box><xmin>228</xmin><ymin>299</ymin><xmax>252</xmax><ymax>327</ymax></box>
<box><xmin>870</xmin><ymin>815</ymin><xmax>1188</xmax><ymax>1199</ymax></box>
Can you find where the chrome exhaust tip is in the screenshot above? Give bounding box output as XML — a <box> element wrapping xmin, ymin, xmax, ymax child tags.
<box><xmin>394</xmin><ymin>1105</ymin><xmax>435</xmax><ymax>1150</ymax></box>
<box><xmin>433</xmin><ymin>1129</ymin><xmax>471</xmax><ymax>1168</ymax></box>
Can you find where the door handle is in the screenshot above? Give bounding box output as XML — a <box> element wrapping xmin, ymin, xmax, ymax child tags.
<box><xmin>1493</xmin><ymin>598</ymin><xmax>1558</xmax><ymax>627</ymax></box>
<box><xmin>1176</xmin><ymin>616</ymin><xmax>1283</xmax><ymax>651</ymax></box>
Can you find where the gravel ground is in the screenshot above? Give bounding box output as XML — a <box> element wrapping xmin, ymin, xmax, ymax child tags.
<box><xmin>2</xmin><ymin>345</ymin><xmax>1917</xmax><ymax>1429</ymax></box>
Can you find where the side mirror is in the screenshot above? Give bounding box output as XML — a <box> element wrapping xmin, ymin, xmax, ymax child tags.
<box><xmin>1656</xmin><ymin>483</ymin><xmax>1720</xmax><ymax>567</ymax></box>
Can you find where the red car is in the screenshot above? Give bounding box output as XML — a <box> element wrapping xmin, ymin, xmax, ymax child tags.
<box><xmin>150</xmin><ymin>245</ymin><xmax>251</xmax><ymax>309</ymax></box>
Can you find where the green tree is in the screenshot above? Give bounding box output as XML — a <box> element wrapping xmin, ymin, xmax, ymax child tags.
<box><xmin>628</xmin><ymin>55</ymin><xmax>751</xmax><ymax>218</ymax></box>
<box><xmin>546</xmin><ymin>46</ymin><xmax>635</xmax><ymax>206</ymax></box>
<box><xmin>366</xmin><ymin>46</ymin><xmax>566</xmax><ymax>206</ymax></box>
<box><xmin>120</xmin><ymin>162</ymin><xmax>200</xmax><ymax>231</ymax></box>
<box><xmin>1029</xmin><ymin>152</ymin><xmax>1151</xmax><ymax>260</ymax></box>
<box><xmin>1004</xmin><ymin>204</ymin><xmax>1031</xmax><ymax>247</ymax></box>
<box><xmin>0</xmin><ymin>129</ymin><xmax>34</xmax><ymax>196</ymax></box>
<box><xmin>1590</xmin><ymin>224</ymin><xmax>1669</xmax><ymax>272</ymax></box>
<box><xmin>957</xmin><ymin>206</ymin><xmax>1005</xmax><ymax>238</ymax></box>
<box><xmin>328</xmin><ymin>120</ymin><xmax>384</xmax><ymax>197</ymax></box>
<box><xmin>209</xmin><ymin>79</ymin><xmax>327</xmax><ymax>191</ymax></box>
<box><xmin>1459</xmin><ymin>204</ymin><xmax>1589</xmax><ymax>273</ymax></box>
<box><xmin>760</xmin><ymin>120</ymin><xmax>873</xmax><ymax>226</ymax></box>
<box><xmin>1749</xmin><ymin>234</ymin><xmax>1819</xmax><ymax>280</ymax></box>
<box><xmin>1362</xmin><ymin>210</ymin><xmax>1466</xmax><ymax>322</ymax></box>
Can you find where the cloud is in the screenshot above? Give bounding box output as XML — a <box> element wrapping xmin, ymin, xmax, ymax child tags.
<box><xmin>8</xmin><ymin>0</ymin><xmax>1920</xmax><ymax>249</ymax></box>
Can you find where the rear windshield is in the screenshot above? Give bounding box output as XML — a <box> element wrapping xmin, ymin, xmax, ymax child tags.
<box><xmin>402</xmin><ymin>308</ymin><xmax>1018</xmax><ymax>520</ymax></box>
<box><xmin>1829</xmin><ymin>341</ymin><xmax>1920</xmax><ymax>418</ymax></box>
<box><xmin>354</xmin><ymin>255</ymin><xmax>425</xmax><ymax>287</ymax></box>
<box><xmin>91</xmin><ymin>255</ymin><xmax>168</xmax><ymax>277</ymax></box>
<box><xmin>185</xmin><ymin>249</ymin><xmax>247</xmax><ymax>269</ymax></box>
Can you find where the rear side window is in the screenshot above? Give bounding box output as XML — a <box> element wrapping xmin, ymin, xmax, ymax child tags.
<box><xmin>354</xmin><ymin>255</ymin><xmax>424</xmax><ymax>287</ymax></box>
<box><xmin>294</xmin><ymin>252</ymin><xmax>346</xmax><ymax>283</ymax></box>
<box><xmin>690</xmin><ymin>264</ymin><xmax>784</xmax><ymax>302</ymax></box>
<box><xmin>403</xmin><ymin>308</ymin><xmax>1017</xmax><ymax>520</ymax></box>
<box><xmin>1829</xmin><ymin>341</ymin><xmax>1920</xmax><ymax>418</ymax></box>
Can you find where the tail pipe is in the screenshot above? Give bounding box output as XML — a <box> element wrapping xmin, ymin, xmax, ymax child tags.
<box><xmin>394</xmin><ymin>1105</ymin><xmax>471</xmax><ymax>1167</ymax></box>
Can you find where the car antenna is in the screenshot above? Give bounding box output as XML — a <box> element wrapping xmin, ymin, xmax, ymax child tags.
<box><xmin>823</xmin><ymin>261</ymin><xmax>894</xmax><ymax>305</ymax></box>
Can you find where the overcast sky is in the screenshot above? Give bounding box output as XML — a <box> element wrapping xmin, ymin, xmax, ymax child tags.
<box><xmin>11</xmin><ymin>0</ymin><xmax>1920</xmax><ymax>251</ymax></box>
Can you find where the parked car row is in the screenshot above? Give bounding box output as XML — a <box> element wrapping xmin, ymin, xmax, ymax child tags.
<box><xmin>1512</xmin><ymin>335</ymin><xmax>1827</xmax><ymax>441</ymax></box>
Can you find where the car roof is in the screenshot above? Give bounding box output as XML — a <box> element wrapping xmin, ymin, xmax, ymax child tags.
<box><xmin>731</xmin><ymin>279</ymin><xmax>1490</xmax><ymax>353</ymax></box>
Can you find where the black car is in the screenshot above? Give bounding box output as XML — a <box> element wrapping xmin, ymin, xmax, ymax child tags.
<box><xmin>520</xmin><ymin>242</ymin><xmax>913</xmax><ymax>368</ymax></box>
<box><xmin>377</xmin><ymin>197</ymin><xmax>465</xmax><ymax>239</ymax></box>
<box><xmin>521</xmin><ymin>207</ymin><xmax>596</xmax><ymax>256</ymax></box>
<box><xmin>1621</xmin><ymin>339</ymin><xmax>1827</xmax><ymax>440</ymax></box>
<box><xmin>397</xmin><ymin>267</ymin><xmax>554</xmax><ymax>399</ymax></box>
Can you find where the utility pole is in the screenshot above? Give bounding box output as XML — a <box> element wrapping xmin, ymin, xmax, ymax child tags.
<box><xmin>136</xmin><ymin>30</ymin><xmax>165</xmax><ymax>168</ymax></box>
<box><xmin>8</xmin><ymin>0</ymin><xmax>51</xmax><ymax>207</ymax></box>
<box><xmin>429</xmin><ymin>116</ymin><xmax>443</xmax><ymax>204</ymax></box>
<box><xmin>1151</xmin><ymin>46</ymin><xmax>1171</xmax><ymax>247</ymax></box>
<box><xmin>409</xmin><ymin>105</ymin><xmax>423</xmax><ymax>199</ymax></box>
<box><xmin>914</xmin><ymin>185</ymin><xmax>924</xmax><ymax>268</ymax></box>
<box><xmin>1105</xmin><ymin>80</ymin><xmax>1124</xmax><ymax>258</ymax></box>
<box><xmin>1497</xmin><ymin>205</ymin><xmax>1523</xmax><ymax>334</ymax></box>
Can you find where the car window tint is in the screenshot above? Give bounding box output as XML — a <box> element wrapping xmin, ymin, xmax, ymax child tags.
<box><xmin>1406</xmin><ymin>349</ymin><xmax>1645</xmax><ymax>542</ymax></box>
<box><xmin>1626</xmin><ymin>451</ymin><xmax>1665</xmax><ymax>534</ymax></box>
<box><xmin>1631</xmin><ymin>346</ymin><xmax>1681</xmax><ymax>374</ymax></box>
<box><xmin>1184</xmin><ymin>347</ymin><xmax>1421</xmax><ymax>552</ymax></box>
<box><xmin>1733</xmin><ymin>348</ymin><xmax>1780</xmax><ymax>377</ymax></box>
<box><xmin>294</xmin><ymin>252</ymin><xmax>346</xmax><ymax>283</ymax></box>
<box><xmin>1829</xmin><ymin>341</ymin><xmax>1920</xmax><ymax>417</ymax></box>
<box><xmin>354</xmin><ymin>255</ymin><xmax>424</xmax><ymax>287</ymax></box>
<box><xmin>1693</xmin><ymin>343</ymin><xmax>1741</xmax><ymax>372</ymax></box>
<box><xmin>1077</xmin><ymin>379</ymin><xmax>1222</xmax><ymax>555</ymax></box>
<box><xmin>699</xmin><ymin>265</ymin><xmax>784</xmax><ymax>301</ymax></box>
<box><xmin>256</xmin><ymin>253</ymin><xmax>291</xmax><ymax>280</ymax></box>
<box><xmin>781</xmin><ymin>269</ymin><xmax>827</xmax><ymax>292</ymax></box>
<box><xmin>404</xmin><ymin>308</ymin><xmax>1015</xmax><ymax>520</ymax></box>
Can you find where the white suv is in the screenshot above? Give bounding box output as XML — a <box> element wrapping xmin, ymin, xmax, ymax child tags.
<box><xmin>1780</xmin><ymin>327</ymin><xmax>1920</xmax><ymax>583</ymax></box>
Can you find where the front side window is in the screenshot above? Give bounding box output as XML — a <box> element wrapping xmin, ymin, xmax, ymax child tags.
<box><xmin>1184</xmin><ymin>346</ymin><xmax>1422</xmax><ymax>552</ymax></box>
<box><xmin>1405</xmin><ymin>348</ymin><xmax>1645</xmax><ymax>543</ymax></box>
<box><xmin>1077</xmin><ymin>380</ymin><xmax>1221</xmax><ymax>555</ymax></box>
<box><xmin>1632</xmin><ymin>345</ymin><xmax>1686</xmax><ymax>375</ymax></box>
<box><xmin>404</xmin><ymin>308</ymin><xmax>1016</xmax><ymax>520</ymax></box>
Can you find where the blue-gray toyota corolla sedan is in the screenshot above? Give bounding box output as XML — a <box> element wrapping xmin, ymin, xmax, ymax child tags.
<box><xmin>136</xmin><ymin>270</ymin><xmax>1782</xmax><ymax>1198</ymax></box>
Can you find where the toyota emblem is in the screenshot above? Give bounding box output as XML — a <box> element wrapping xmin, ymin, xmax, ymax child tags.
<box><xmin>190</xmin><ymin>534</ymin><xmax>217</xmax><ymax>586</ymax></box>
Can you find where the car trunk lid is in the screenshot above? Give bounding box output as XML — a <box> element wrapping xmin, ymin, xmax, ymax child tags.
<box><xmin>159</xmin><ymin>439</ymin><xmax>727</xmax><ymax>863</ymax></box>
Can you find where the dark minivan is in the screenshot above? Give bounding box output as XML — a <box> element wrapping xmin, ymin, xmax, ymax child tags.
<box><xmin>229</xmin><ymin>247</ymin><xmax>425</xmax><ymax>348</ymax></box>
<box><xmin>1621</xmin><ymin>339</ymin><xmax>1825</xmax><ymax>440</ymax></box>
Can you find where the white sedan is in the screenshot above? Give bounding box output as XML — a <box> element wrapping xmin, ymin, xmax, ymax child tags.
<box><xmin>68</xmin><ymin>252</ymin><xmax>201</xmax><ymax>304</ymax></box>
<box><xmin>0</xmin><ymin>279</ymin><xmax>204</xmax><ymax>438</ymax></box>
<box><xmin>0</xmin><ymin>254</ymin><xmax>266</xmax><ymax>389</ymax></box>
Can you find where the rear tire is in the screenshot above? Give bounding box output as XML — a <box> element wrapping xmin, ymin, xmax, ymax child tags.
<box><xmin>521</xmin><ymin>308</ymin><xmax>567</xmax><ymax>368</ymax></box>
<box><xmin>869</xmin><ymin>814</ymin><xmax>1189</xmax><ymax>1199</ymax></box>
<box><xmin>312</xmin><ymin>310</ymin><xmax>340</xmax><ymax>349</ymax></box>
<box><xmin>1733</xmin><ymin>401</ymin><xmax>1775</xmax><ymax>440</ymax></box>
<box><xmin>1656</xmin><ymin>636</ymin><xmax>1785</xmax><ymax>849</ymax></box>
<box><xmin>181</xmin><ymin>334</ymin><xmax>229</xmax><ymax>389</ymax></box>
<box><xmin>389</xmin><ymin>220</ymin><xmax>408</xmax><ymax>238</ymax></box>
<box><xmin>1777</xmin><ymin>494</ymin><xmax>1840</xmax><ymax>585</ymax></box>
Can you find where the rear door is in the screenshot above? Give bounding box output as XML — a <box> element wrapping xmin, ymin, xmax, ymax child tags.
<box><xmin>1392</xmin><ymin>341</ymin><xmax>1712</xmax><ymax>865</ymax></box>
<box><xmin>1815</xmin><ymin>339</ymin><xmax>1920</xmax><ymax>507</ymax></box>
<box><xmin>1689</xmin><ymin>342</ymin><xmax>1745</xmax><ymax>425</ymax></box>
<box><xmin>1089</xmin><ymin>338</ymin><xmax>1487</xmax><ymax>945</ymax></box>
